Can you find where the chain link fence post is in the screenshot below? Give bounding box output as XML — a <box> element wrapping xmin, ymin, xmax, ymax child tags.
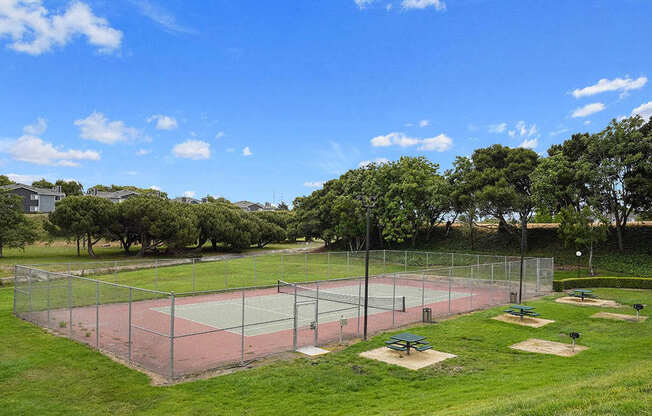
<box><xmin>12</xmin><ymin>266</ymin><xmax>17</xmax><ymax>315</ymax></box>
<box><xmin>253</xmin><ymin>255</ymin><xmax>257</xmax><ymax>285</ymax></box>
<box><xmin>357</xmin><ymin>277</ymin><xmax>362</xmax><ymax>336</ymax></box>
<box><xmin>155</xmin><ymin>258</ymin><xmax>158</xmax><ymax>291</ymax></box>
<box><xmin>304</xmin><ymin>253</ymin><xmax>307</xmax><ymax>281</ymax></box>
<box><xmin>383</xmin><ymin>250</ymin><xmax>386</xmax><ymax>274</ymax></box>
<box><xmin>448</xmin><ymin>266</ymin><xmax>452</xmax><ymax>314</ymax></box>
<box><xmin>469</xmin><ymin>265</ymin><xmax>473</xmax><ymax>310</ymax></box>
<box><xmin>282</xmin><ymin>254</ymin><xmax>285</xmax><ymax>280</ymax></box>
<box><xmin>46</xmin><ymin>274</ymin><xmax>51</xmax><ymax>324</ymax></box>
<box><xmin>421</xmin><ymin>271</ymin><xmax>425</xmax><ymax>308</ymax></box>
<box><xmin>347</xmin><ymin>252</ymin><xmax>350</xmax><ymax>276</ymax></box>
<box><xmin>426</xmin><ymin>252</ymin><xmax>429</xmax><ymax>270</ymax></box>
<box><xmin>327</xmin><ymin>252</ymin><xmax>330</xmax><ymax>279</ymax></box>
<box><xmin>536</xmin><ymin>258</ymin><xmax>541</xmax><ymax>294</ymax></box>
<box><xmin>241</xmin><ymin>288</ymin><xmax>245</xmax><ymax>364</ymax></box>
<box><xmin>314</xmin><ymin>281</ymin><xmax>319</xmax><ymax>346</ymax></box>
<box><xmin>224</xmin><ymin>259</ymin><xmax>228</xmax><ymax>288</ymax></box>
<box><xmin>169</xmin><ymin>292</ymin><xmax>175</xmax><ymax>381</ymax></box>
<box><xmin>404</xmin><ymin>251</ymin><xmax>407</xmax><ymax>272</ymax></box>
<box><xmin>292</xmin><ymin>285</ymin><xmax>297</xmax><ymax>350</ymax></box>
<box><xmin>128</xmin><ymin>287</ymin><xmax>132</xmax><ymax>362</ymax></box>
<box><xmin>95</xmin><ymin>281</ymin><xmax>99</xmax><ymax>348</ymax></box>
<box><xmin>68</xmin><ymin>273</ymin><xmax>72</xmax><ymax>338</ymax></box>
<box><xmin>451</xmin><ymin>252</ymin><xmax>454</xmax><ymax>267</ymax></box>
<box><xmin>392</xmin><ymin>273</ymin><xmax>396</xmax><ymax>327</ymax></box>
<box><xmin>192</xmin><ymin>258</ymin><xmax>196</xmax><ymax>292</ymax></box>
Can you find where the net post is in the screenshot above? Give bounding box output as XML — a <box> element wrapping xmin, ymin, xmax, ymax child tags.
<box><xmin>169</xmin><ymin>292</ymin><xmax>175</xmax><ymax>381</ymax></box>
<box><xmin>292</xmin><ymin>285</ymin><xmax>297</xmax><ymax>351</ymax></box>
<box><xmin>192</xmin><ymin>258</ymin><xmax>196</xmax><ymax>292</ymax></box>
<box><xmin>95</xmin><ymin>281</ymin><xmax>99</xmax><ymax>348</ymax></box>
<box><xmin>128</xmin><ymin>287</ymin><xmax>132</xmax><ymax>362</ymax></box>
<box><xmin>314</xmin><ymin>282</ymin><xmax>319</xmax><ymax>346</ymax></box>
<box><xmin>241</xmin><ymin>288</ymin><xmax>245</xmax><ymax>365</ymax></box>
<box><xmin>392</xmin><ymin>273</ymin><xmax>396</xmax><ymax>328</ymax></box>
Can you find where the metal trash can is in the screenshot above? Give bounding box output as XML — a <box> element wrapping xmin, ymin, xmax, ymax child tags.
<box><xmin>510</xmin><ymin>292</ymin><xmax>518</xmax><ymax>303</ymax></box>
<box><xmin>422</xmin><ymin>307</ymin><xmax>432</xmax><ymax>323</ymax></box>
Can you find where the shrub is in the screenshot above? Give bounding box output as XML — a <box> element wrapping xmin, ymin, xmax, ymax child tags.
<box><xmin>553</xmin><ymin>277</ymin><xmax>652</xmax><ymax>291</ymax></box>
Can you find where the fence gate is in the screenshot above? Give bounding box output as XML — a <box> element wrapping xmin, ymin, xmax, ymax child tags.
<box><xmin>293</xmin><ymin>300</ymin><xmax>317</xmax><ymax>350</ymax></box>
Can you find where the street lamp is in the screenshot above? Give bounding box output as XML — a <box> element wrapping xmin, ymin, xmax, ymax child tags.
<box><xmin>576</xmin><ymin>251</ymin><xmax>582</xmax><ymax>279</ymax></box>
<box><xmin>357</xmin><ymin>195</ymin><xmax>377</xmax><ymax>341</ymax></box>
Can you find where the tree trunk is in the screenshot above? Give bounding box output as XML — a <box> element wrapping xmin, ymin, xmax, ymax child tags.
<box><xmin>211</xmin><ymin>239</ymin><xmax>218</xmax><ymax>251</ymax></box>
<box><xmin>520</xmin><ymin>213</ymin><xmax>528</xmax><ymax>254</ymax></box>
<box><xmin>76</xmin><ymin>236</ymin><xmax>80</xmax><ymax>256</ymax></box>
<box><xmin>615</xmin><ymin>222</ymin><xmax>624</xmax><ymax>252</ymax></box>
<box><xmin>87</xmin><ymin>233</ymin><xmax>96</xmax><ymax>257</ymax></box>
<box><xmin>0</xmin><ymin>244</ymin><xmax>3</xmax><ymax>258</ymax></box>
<box><xmin>589</xmin><ymin>239</ymin><xmax>594</xmax><ymax>276</ymax></box>
<box><xmin>468</xmin><ymin>220</ymin><xmax>474</xmax><ymax>250</ymax></box>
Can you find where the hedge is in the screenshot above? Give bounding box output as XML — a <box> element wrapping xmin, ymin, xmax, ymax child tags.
<box><xmin>553</xmin><ymin>277</ymin><xmax>652</xmax><ymax>292</ymax></box>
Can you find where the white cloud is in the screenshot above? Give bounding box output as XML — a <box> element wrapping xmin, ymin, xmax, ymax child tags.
<box><xmin>488</xmin><ymin>123</ymin><xmax>507</xmax><ymax>133</ymax></box>
<box><xmin>401</xmin><ymin>0</ymin><xmax>446</xmax><ymax>10</ymax></box>
<box><xmin>147</xmin><ymin>114</ymin><xmax>177</xmax><ymax>130</ymax></box>
<box><xmin>23</xmin><ymin>117</ymin><xmax>47</xmax><ymax>135</ymax></box>
<box><xmin>1</xmin><ymin>135</ymin><xmax>100</xmax><ymax>166</ymax></box>
<box><xmin>572</xmin><ymin>76</ymin><xmax>647</xmax><ymax>98</ymax></box>
<box><xmin>131</xmin><ymin>0</ymin><xmax>196</xmax><ymax>34</ymax></box>
<box><xmin>419</xmin><ymin>119</ymin><xmax>430</xmax><ymax>128</ymax></box>
<box><xmin>136</xmin><ymin>148</ymin><xmax>151</xmax><ymax>156</ymax></box>
<box><xmin>358</xmin><ymin>158</ymin><xmax>389</xmax><ymax>168</ymax></box>
<box><xmin>0</xmin><ymin>0</ymin><xmax>122</xmax><ymax>55</ymax></box>
<box><xmin>75</xmin><ymin>112</ymin><xmax>139</xmax><ymax>144</ymax></box>
<box><xmin>571</xmin><ymin>102</ymin><xmax>605</xmax><ymax>118</ymax></box>
<box><xmin>172</xmin><ymin>140</ymin><xmax>210</xmax><ymax>160</ymax></box>
<box><xmin>519</xmin><ymin>138</ymin><xmax>538</xmax><ymax>149</ymax></box>
<box><xmin>632</xmin><ymin>101</ymin><xmax>652</xmax><ymax>120</ymax></box>
<box><xmin>183</xmin><ymin>190</ymin><xmax>196</xmax><ymax>198</ymax></box>
<box><xmin>514</xmin><ymin>121</ymin><xmax>537</xmax><ymax>137</ymax></box>
<box><xmin>242</xmin><ymin>146</ymin><xmax>252</xmax><ymax>156</ymax></box>
<box><xmin>303</xmin><ymin>181</ymin><xmax>324</xmax><ymax>188</ymax></box>
<box><xmin>584</xmin><ymin>120</ymin><xmax>591</xmax><ymax>125</ymax></box>
<box><xmin>370</xmin><ymin>132</ymin><xmax>452</xmax><ymax>151</ymax></box>
<box><xmin>215</xmin><ymin>131</ymin><xmax>225</xmax><ymax>139</ymax></box>
<box><xmin>354</xmin><ymin>0</ymin><xmax>375</xmax><ymax>8</ymax></box>
<box><xmin>4</xmin><ymin>173</ymin><xmax>48</xmax><ymax>184</ymax></box>
<box><xmin>508</xmin><ymin>130</ymin><xmax>516</xmax><ymax>138</ymax></box>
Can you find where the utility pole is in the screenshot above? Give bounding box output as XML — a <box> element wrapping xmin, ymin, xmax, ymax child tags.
<box><xmin>358</xmin><ymin>195</ymin><xmax>377</xmax><ymax>341</ymax></box>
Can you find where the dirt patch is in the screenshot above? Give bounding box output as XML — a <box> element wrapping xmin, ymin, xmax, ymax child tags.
<box><xmin>492</xmin><ymin>313</ymin><xmax>555</xmax><ymax>328</ymax></box>
<box><xmin>555</xmin><ymin>297</ymin><xmax>620</xmax><ymax>308</ymax></box>
<box><xmin>510</xmin><ymin>338</ymin><xmax>588</xmax><ymax>357</ymax></box>
<box><xmin>359</xmin><ymin>346</ymin><xmax>456</xmax><ymax>370</ymax></box>
<box><xmin>591</xmin><ymin>312</ymin><xmax>648</xmax><ymax>322</ymax></box>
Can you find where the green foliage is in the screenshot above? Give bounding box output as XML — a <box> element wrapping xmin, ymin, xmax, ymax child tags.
<box><xmin>557</xmin><ymin>206</ymin><xmax>607</xmax><ymax>249</ymax></box>
<box><xmin>0</xmin><ymin>175</ymin><xmax>14</xmax><ymax>186</ymax></box>
<box><xmin>553</xmin><ymin>276</ymin><xmax>652</xmax><ymax>291</ymax></box>
<box><xmin>89</xmin><ymin>184</ymin><xmax>168</xmax><ymax>199</ymax></box>
<box><xmin>0</xmin><ymin>192</ymin><xmax>39</xmax><ymax>257</ymax></box>
<box><xmin>31</xmin><ymin>178</ymin><xmax>54</xmax><ymax>189</ymax></box>
<box><xmin>55</xmin><ymin>179</ymin><xmax>83</xmax><ymax>196</ymax></box>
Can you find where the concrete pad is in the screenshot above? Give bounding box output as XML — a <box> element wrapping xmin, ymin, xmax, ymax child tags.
<box><xmin>555</xmin><ymin>297</ymin><xmax>620</xmax><ymax>308</ymax></box>
<box><xmin>492</xmin><ymin>313</ymin><xmax>555</xmax><ymax>328</ymax></box>
<box><xmin>360</xmin><ymin>346</ymin><xmax>456</xmax><ymax>370</ymax></box>
<box><xmin>296</xmin><ymin>346</ymin><xmax>330</xmax><ymax>356</ymax></box>
<box><xmin>510</xmin><ymin>338</ymin><xmax>588</xmax><ymax>357</ymax></box>
<box><xmin>591</xmin><ymin>312</ymin><xmax>648</xmax><ymax>322</ymax></box>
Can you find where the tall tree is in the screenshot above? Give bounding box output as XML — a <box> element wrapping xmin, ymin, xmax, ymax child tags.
<box><xmin>31</xmin><ymin>178</ymin><xmax>54</xmax><ymax>189</ymax></box>
<box><xmin>557</xmin><ymin>206</ymin><xmax>608</xmax><ymax>275</ymax></box>
<box><xmin>588</xmin><ymin>116</ymin><xmax>652</xmax><ymax>251</ymax></box>
<box><xmin>0</xmin><ymin>191</ymin><xmax>39</xmax><ymax>257</ymax></box>
<box><xmin>55</xmin><ymin>179</ymin><xmax>84</xmax><ymax>196</ymax></box>
<box><xmin>0</xmin><ymin>175</ymin><xmax>14</xmax><ymax>186</ymax></box>
<box><xmin>447</xmin><ymin>156</ymin><xmax>480</xmax><ymax>248</ymax></box>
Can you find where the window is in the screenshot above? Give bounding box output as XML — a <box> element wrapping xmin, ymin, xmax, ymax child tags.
<box><xmin>30</xmin><ymin>194</ymin><xmax>39</xmax><ymax>201</ymax></box>
<box><xmin>29</xmin><ymin>206</ymin><xmax>38</xmax><ymax>212</ymax></box>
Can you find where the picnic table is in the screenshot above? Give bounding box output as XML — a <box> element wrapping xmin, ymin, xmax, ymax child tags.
<box><xmin>568</xmin><ymin>289</ymin><xmax>597</xmax><ymax>301</ymax></box>
<box><xmin>385</xmin><ymin>332</ymin><xmax>432</xmax><ymax>355</ymax></box>
<box><xmin>504</xmin><ymin>304</ymin><xmax>540</xmax><ymax>320</ymax></box>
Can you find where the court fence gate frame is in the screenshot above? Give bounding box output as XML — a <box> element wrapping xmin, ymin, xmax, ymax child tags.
<box><xmin>13</xmin><ymin>250</ymin><xmax>553</xmax><ymax>381</ymax></box>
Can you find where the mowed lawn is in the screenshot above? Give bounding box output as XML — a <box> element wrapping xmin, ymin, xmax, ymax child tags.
<box><xmin>1</xmin><ymin>287</ymin><xmax>650</xmax><ymax>416</ymax></box>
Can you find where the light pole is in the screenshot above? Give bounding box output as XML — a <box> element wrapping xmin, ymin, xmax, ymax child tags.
<box><xmin>576</xmin><ymin>251</ymin><xmax>582</xmax><ymax>279</ymax></box>
<box><xmin>358</xmin><ymin>195</ymin><xmax>376</xmax><ymax>341</ymax></box>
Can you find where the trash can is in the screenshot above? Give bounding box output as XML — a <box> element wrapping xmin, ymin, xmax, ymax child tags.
<box><xmin>422</xmin><ymin>307</ymin><xmax>432</xmax><ymax>323</ymax></box>
<box><xmin>510</xmin><ymin>292</ymin><xmax>518</xmax><ymax>303</ymax></box>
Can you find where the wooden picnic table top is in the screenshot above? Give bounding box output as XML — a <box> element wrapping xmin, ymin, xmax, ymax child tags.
<box><xmin>509</xmin><ymin>304</ymin><xmax>535</xmax><ymax>311</ymax></box>
<box><xmin>390</xmin><ymin>333</ymin><xmax>427</xmax><ymax>343</ymax></box>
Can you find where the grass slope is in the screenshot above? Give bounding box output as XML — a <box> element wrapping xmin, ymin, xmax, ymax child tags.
<box><xmin>1</xmin><ymin>287</ymin><xmax>650</xmax><ymax>415</ymax></box>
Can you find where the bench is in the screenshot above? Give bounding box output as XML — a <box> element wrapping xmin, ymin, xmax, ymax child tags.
<box><xmin>386</xmin><ymin>344</ymin><xmax>407</xmax><ymax>352</ymax></box>
<box><xmin>415</xmin><ymin>345</ymin><xmax>432</xmax><ymax>352</ymax></box>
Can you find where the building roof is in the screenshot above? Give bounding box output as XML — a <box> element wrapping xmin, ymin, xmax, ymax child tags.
<box><xmin>174</xmin><ymin>196</ymin><xmax>201</xmax><ymax>204</ymax></box>
<box><xmin>91</xmin><ymin>189</ymin><xmax>140</xmax><ymax>199</ymax></box>
<box><xmin>234</xmin><ymin>200</ymin><xmax>264</xmax><ymax>209</ymax></box>
<box><xmin>0</xmin><ymin>183</ymin><xmax>65</xmax><ymax>196</ymax></box>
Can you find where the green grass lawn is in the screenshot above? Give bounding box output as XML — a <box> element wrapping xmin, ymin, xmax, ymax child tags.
<box><xmin>2</xmin><ymin>286</ymin><xmax>650</xmax><ymax>415</ymax></box>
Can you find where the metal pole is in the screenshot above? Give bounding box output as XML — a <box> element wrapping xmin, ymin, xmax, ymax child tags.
<box><xmin>347</xmin><ymin>251</ymin><xmax>350</xmax><ymax>276</ymax></box>
<box><xmin>383</xmin><ymin>249</ymin><xmax>386</xmax><ymax>274</ymax></box>
<box><xmin>451</xmin><ymin>252</ymin><xmax>454</xmax><ymax>267</ymax></box>
<box><xmin>155</xmin><ymin>258</ymin><xmax>158</xmax><ymax>291</ymax></box>
<box><xmin>293</xmin><ymin>285</ymin><xmax>298</xmax><ymax>350</ymax></box>
<box><xmin>46</xmin><ymin>275</ymin><xmax>51</xmax><ymax>325</ymax></box>
<box><xmin>327</xmin><ymin>253</ymin><xmax>330</xmax><ymax>279</ymax></box>
<box><xmin>404</xmin><ymin>251</ymin><xmax>407</xmax><ymax>272</ymax></box>
<box><xmin>192</xmin><ymin>258</ymin><xmax>196</xmax><ymax>292</ymax></box>
<box><xmin>68</xmin><ymin>273</ymin><xmax>73</xmax><ymax>338</ymax></box>
<box><xmin>536</xmin><ymin>258</ymin><xmax>541</xmax><ymax>293</ymax></box>
<box><xmin>12</xmin><ymin>266</ymin><xmax>17</xmax><ymax>315</ymax></box>
<box><xmin>282</xmin><ymin>255</ymin><xmax>285</xmax><ymax>280</ymax></box>
<box><xmin>314</xmin><ymin>282</ymin><xmax>319</xmax><ymax>346</ymax></box>
<box><xmin>357</xmin><ymin>277</ymin><xmax>362</xmax><ymax>336</ymax></box>
<box><xmin>241</xmin><ymin>288</ymin><xmax>245</xmax><ymax>364</ymax></box>
<box><xmin>421</xmin><ymin>272</ymin><xmax>425</xmax><ymax>308</ymax></box>
<box><xmin>304</xmin><ymin>252</ymin><xmax>307</xmax><ymax>281</ymax></box>
<box><xmin>469</xmin><ymin>266</ymin><xmax>473</xmax><ymax>310</ymax></box>
<box><xmin>448</xmin><ymin>267</ymin><xmax>452</xmax><ymax>314</ymax></box>
<box><xmin>27</xmin><ymin>269</ymin><xmax>32</xmax><ymax>312</ymax></box>
<box><xmin>392</xmin><ymin>273</ymin><xmax>396</xmax><ymax>327</ymax></box>
<box><xmin>363</xmin><ymin>206</ymin><xmax>371</xmax><ymax>340</ymax></box>
<box><xmin>491</xmin><ymin>263</ymin><xmax>495</xmax><ymax>304</ymax></box>
<box><xmin>426</xmin><ymin>252</ymin><xmax>429</xmax><ymax>270</ymax></box>
<box><xmin>128</xmin><ymin>288</ymin><xmax>132</xmax><ymax>362</ymax></box>
<box><xmin>114</xmin><ymin>261</ymin><xmax>118</xmax><ymax>283</ymax></box>
<box><xmin>169</xmin><ymin>292</ymin><xmax>175</xmax><ymax>381</ymax></box>
<box><xmin>224</xmin><ymin>259</ymin><xmax>228</xmax><ymax>288</ymax></box>
<box><xmin>253</xmin><ymin>256</ymin><xmax>257</xmax><ymax>285</ymax></box>
<box><xmin>95</xmin><ymin>281</ymin><xmax>99</xmax><ymax>348</ymax></box>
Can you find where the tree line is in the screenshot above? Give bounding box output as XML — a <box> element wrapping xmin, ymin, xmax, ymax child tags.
<box><xmin>292</xmin><ymin>116</ymin><xmax>652</xmax><ymax>268</ymax></box>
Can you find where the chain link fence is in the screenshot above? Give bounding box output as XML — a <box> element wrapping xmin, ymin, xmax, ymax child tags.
<box><xmin>14</xmin><ymin>251</ymin><xmax>553</xmax><ymax>380</ymax></box>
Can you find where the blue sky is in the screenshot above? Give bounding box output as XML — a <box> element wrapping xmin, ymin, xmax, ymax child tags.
<box><xmin>1</xmin><ymin>0</ymin><xmax>651</xmax><ymax>204</ymax></box>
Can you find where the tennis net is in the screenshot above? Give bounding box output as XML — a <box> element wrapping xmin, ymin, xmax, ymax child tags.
<box><xmin>277</xmin><ymin>280</ymin><xmax>406</xmax><ymax>312</ymax></box>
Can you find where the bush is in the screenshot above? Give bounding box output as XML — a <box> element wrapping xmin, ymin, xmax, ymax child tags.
<box><xmin>553</xmin><ymin>277</ymin><xmax>652</xmax><ymax>292</ymax></box>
